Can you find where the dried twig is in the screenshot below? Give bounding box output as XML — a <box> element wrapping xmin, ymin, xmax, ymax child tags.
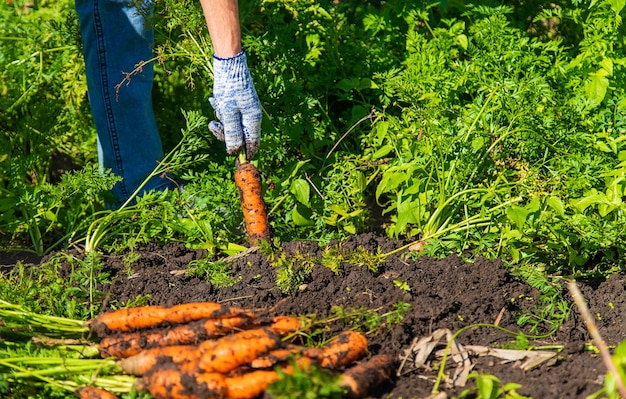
<box><xmin>568</xmin><ymin>280</ymin><xmax>626</xmax><ymax>399</ymax></box>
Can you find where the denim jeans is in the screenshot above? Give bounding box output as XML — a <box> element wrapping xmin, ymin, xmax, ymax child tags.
<box><xmin>75</xmin><ymin>0</ymin><xmax>175</xmax><ymax>208</ymax></box>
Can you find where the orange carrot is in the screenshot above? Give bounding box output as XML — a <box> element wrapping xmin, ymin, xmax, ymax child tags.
<box><xmin>339</xmin><ymin>354</ymin><xmax>396</xmax><ymax>398</ymax></box>
<box><xmin>198</xmin><ymin>328</ymin><xmax>282</xmax><ymax>373</ymax></box>
<box><xmin>319</xmin><ymin>330</ymin><xmax>368</xmax><ymax>368</ymax></box>
<box><xmin>99</xmin><ymin>315</ymin><xmax>254</xmax><ymax>358</ymax></box>
<box><xmin>75</xmin><ymin>386</ymin><xmax>119</xmax><ymax>399</ymax></box>
<box><xmin>89</xmin><ymin>302</ymin><xmax>255</xmax><ymax>336</ymax></box>
<box><xmin>226</xmin><ymin>356</ymin><xmax>314</xmax><ymax>399</ymax></box>
<box><xmin>250</xmin><ymin>346</ymin><xmax>324</xmax><ymax>369</ymax></box>
<box><xmin>136</xmin><ymin>366</ymin><xmax>227</xmax><ymax>399</ymax></box>
<box><xmin>224</xmin><ymin>369</ymin><xmax>278</xmax><ymax>399</ymax></box>
<box><xmin>234</xmin><ymin>158</ymin><xmax>270</xmax><ymax>245</ymax></box>
<box><xmin>118</xmin><ymin>341</ymin><xmax>210</xmax><ymax>376</ymax></box>
<box><xmin>267</xmin><ymin>315</ymin><xmax>305</xmax><ymax>336</ymax></box>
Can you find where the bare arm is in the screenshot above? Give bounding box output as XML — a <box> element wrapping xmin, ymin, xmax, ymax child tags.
<box><xmin>200</xmin><ymin>0</ymin><xmax>242</xmax><ymax>58</ymax></box>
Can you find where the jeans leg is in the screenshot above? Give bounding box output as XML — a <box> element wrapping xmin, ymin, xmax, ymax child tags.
<box><xmin>75</xmin><ymin>0</ymin><xmax>175</xmax><ymax>208</ymax></box>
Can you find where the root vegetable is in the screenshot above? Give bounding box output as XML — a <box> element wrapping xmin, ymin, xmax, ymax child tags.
<box><xmin>226</xmin><ymin>356</ymin><xmax>314</xmax><ymax>399</ymax></box>
<box><xmin>99</xmin><ymin>315</ymin><xmax>254</xmax><ymax>358</ymax></box>
<box><xmin>234</xmin><ymin>158</ymin><xmax>270</xmax><ymax>245</ymax></box>
<box><xmin>136</xmin><ymin>367</ymin><xmax>227</xmax><ymax>399</ymax></box>
<box><xmin>320</xmin><ymin>330</ymin><xmax>368</xmax><ymax>368</ymax></box>
<box><xmin>117</xmin><ymin>343</ymin><xmax>204</xmax><ymax>376</ymax></box>
<box><xmin>89</xmin><ymin>302</ymin><xmax>254</xmax><ymax>336</ymax></box>
<box><xmin>267</xmin><ymin>315</ymin><xmax>305</xmax><ymax>336</ymax></box>
<box><xmin>339</xmin><ymin>354</ymin><xmax>397</xmax><ymax>398</ymax></box>
<box><xmin>250</xmin><ymin>346</ymin><xmax>324</xmax><ymax>369</ymax></box>
<box><xmin>76</xmin><ymin>386</ymin><xmax>119</xmax><ymax>399</ymax></box>
<box><xmin>198</xmin><ymin>328</ymin><xmax>282</xmax><ymax>373</ymax></box>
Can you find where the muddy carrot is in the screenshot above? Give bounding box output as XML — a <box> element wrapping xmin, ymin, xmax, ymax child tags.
<box><xmin>89</xmin><ymin>302</ymin><xmax>255</xmax><ymax>336</ymax></box>
<box><xmin>136</xmin><ymin>366</ymin><xmax>227</xmax><ymax>399</ymax></box>
<box><xmin>250</xmin><ymin>346</ymin><xmax>324</xmax><ymax>369</ymax></box>
<box><xmin>235</xmin><ymin>157</ymin><xmax>270</xmax><ymax>245</ymax></box>
<box><xmin>339</xmin><ymin>354</ymin><xmax>396</xmax><ymax>398</ymax></box>
<box><xmin>99</xmin><ymin>315</ymin><xmax>254</xmax><ymax>358</ymax></box>
<box><xmin>267</xmin><ymin>315</ymin><xmax>309</xmax><ymax>336</ymax></box>
<box><xmin>226</xmin><ymin>356</ymin><xmax>314</xmax><ymax>399</ymax></box>
<box><xmin>75</xmin><ymin>386</ymin><xmax>119</xmax><ymax>399</ymax></box>
<box><xmin>118</xmin><ymin>342</ymin><xmax>210</xmax><ymax>376</ymax></box>
<box><xmin>198</xmin><ymin>328</ymin><xmax>282</xmax><ymax>373</ymax></box>
<box><xmin>319</xmin><ymin>330</ymin><xmax>368</xmax><ymax>368</ymax></box>
<box><xmin>224</xmin><ymin>369</ymin><xmax>278</xmax><ymax>399</ymax></box>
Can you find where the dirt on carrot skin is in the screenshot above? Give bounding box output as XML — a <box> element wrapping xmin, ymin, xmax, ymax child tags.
<box><xmin>4</xmin><ymin>232</ymin><xmax>626</xmax><ymax>398</ymax></box>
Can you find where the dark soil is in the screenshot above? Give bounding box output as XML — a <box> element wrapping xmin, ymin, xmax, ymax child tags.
<box><xmin>4</xmin><ymin>233</ymin><xmax>626</xmax><ymax>398</ymax></box>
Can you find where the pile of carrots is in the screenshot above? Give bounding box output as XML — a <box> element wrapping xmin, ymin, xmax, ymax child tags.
<box><xmin>78</xmin><ymin>302</ymin><xmax>396</xmax><ymax>399</ymax></box>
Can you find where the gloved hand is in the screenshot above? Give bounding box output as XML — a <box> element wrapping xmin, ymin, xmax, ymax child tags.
<box><xmin>209</xmin><ymin>50</ymin><xmax>262</xmax><ymax>160</ymax></box>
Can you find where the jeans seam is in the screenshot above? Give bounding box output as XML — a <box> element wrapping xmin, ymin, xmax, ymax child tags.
<box><xmin>94</xmin><ymin>0</ymin><xmax>128</xmax><ymax>203</ymax></box>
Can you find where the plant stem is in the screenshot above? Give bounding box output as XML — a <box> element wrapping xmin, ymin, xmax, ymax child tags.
<box><xmin>568</xmin><ymin>280</ymin><xmax>626</xmax><ymax>399</ymax></box>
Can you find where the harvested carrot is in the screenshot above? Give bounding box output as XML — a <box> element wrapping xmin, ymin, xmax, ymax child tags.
<box><xmin>224</xmin><ymin>369</ymin><xmax>278</xmax><ymax>399</ymax></box>
<box><xmin>320</xmin><ymin>330</ymin><xmax>368</xmax><ymax>368</ymax></box>
<box><xmin>118</xmin><ymin>342</ymin><xmax>210</xmax><ymax>376</ymax></box>
<box><xmin>226</xmin><ymin>356</ymin><xmax>314</xmax><ymax>399</ymax></box>
<box><xmin>76</xmin><ymin>386</ymin><xmax>119</xmax><ymax>399</ymax></box>
<box><xmin>235</xmin><ymin>157</ymin><xmax>270</xmax><ymax>245</ymax></box>
<box><xmin>198</xmin><ymin>328</ymin><xmax>282</xmax><ymax>373</ymax></box>
<box><xmin>99</xmin><ymin>315</ymin><xmax>254</xmax><ymax>358</ymax></box>
<box><xmin>136</xmin><ymin>366</ymin><xmax>227</xmax><ymax>399</ymax></box>
<box><xmin>339</xmin><ymin>354</ymin><xmax>397</xmax><ymax>398</ymax></box>
<box><xmin>250</xmin><ymin>345</ymin><xmax>324</xmax><ymax>369</ymax></box>
<box><xmin>89</xmin><ymin>302</ymin><xmax>255</xmax><ymax>336</ymax></box>
<box><xmin>267</xmin><ymin>315</ymin><xmax>305</xmax><ymax>336</ymax></box>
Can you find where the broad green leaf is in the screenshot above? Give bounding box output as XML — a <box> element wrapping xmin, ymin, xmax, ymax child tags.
<box><xmin>375</xmin><ymin>120</ymin><xmax>390</xmax><ymax>145</ymax></box>
<box><xmin>608</xmin><ymin>0</ymin><xmax>625</xmax><ymax>13</ymax></box>
<box><xmin>290</xmin><ymin>178</ymin><xmax>310</xmax><ymax>207</ymax></box>
<box><xmin>395</xmin><ymin>198</ymin><xmax>419</xmax><ymax>236</ymax></box>
<box><xmin>358</xmin><ymin>78</ymin><xmax>379</xmax><ymax>90</ymax></box>
<box><xmin>506</xmin><ymin>205</ymin><xmax>529</xmax><ymax>230</ymax></box>
<box><xmin>595</xmin><ymin>141</ymin><xmax>612</xmax><ymax>153</ymax></box>
<box><xmin>335</xmin><ymin>78</ymin><xmax>354</xmax><ymax>92</ymax></box>
<box><xmin>371</xmin><ymin>144</ymin><xmax>394</xmax><ymax>160</ymax></box>
<box><xmin>584</xmin><ymin>72</ymin><xmax>609</xmax><ymax>107</ymax></box>
<box><xmin>546</xmin><ymin>196</ymin><xmax>565</xmax><ymax>216</ymax></box>
<box><xmin>571</xmin><ymin>190</ymin><xmax>606</xmax><ymax>212</ymax></box>
<box><xmin>455</xmin><ymin>34</ymin><xmax>468</xmax><ymax>50</ymax></box>
<box><xmin>291</xmin><ymin>204</ymin><xmax>314</xmax><ymax>226</ymax></box>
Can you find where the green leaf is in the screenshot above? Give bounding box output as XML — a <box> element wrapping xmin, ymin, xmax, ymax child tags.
<box><xmin>506</xmin><ymin>205</ymin><xmax>529</xmax><ymax>230</ymax></box>
<box><xmin>608</xmin><ymin>0</ymin><xmax>625</xmax><ymax>13</ymax></box>
<box><xmin>291</xmin><ymin>204</ymin><xmax>314</xmax><ymax>226</ymax></box>
<box><xmin>546</xmin><ymin>196</ymin><xmax>565</xmax><ymax>217</ymax></box>
<box><xmin>585</xmin><ymin>72</ymin><xmax>609</xmax><ymax>107</ymax></box>
<box><xmin>371</xmin><ymin>144</ymin><xmax>394</xmax><ymax>160</ymax></box>
<box><xmin>290</xmin><ymin>178</ymin><xmax>311</xmax><ymax>207</ymax></box>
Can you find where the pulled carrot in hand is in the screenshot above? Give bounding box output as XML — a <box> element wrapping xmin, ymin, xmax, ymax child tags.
<box><xmin>234</xmin><ymin>157</ymin><xmax>270</xmax><ymax>245</ymax></box>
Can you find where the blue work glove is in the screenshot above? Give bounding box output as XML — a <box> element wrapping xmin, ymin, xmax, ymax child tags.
<box><xmin>209</xmin><ymin>50</ymin><xmax>262</xmax><ymax>160</ymax></box>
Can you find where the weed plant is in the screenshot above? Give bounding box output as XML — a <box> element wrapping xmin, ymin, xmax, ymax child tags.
<box><xmin>1</xmin><ymin>0</ymin><xmax>626</xmax><ymax>337</ymax></box>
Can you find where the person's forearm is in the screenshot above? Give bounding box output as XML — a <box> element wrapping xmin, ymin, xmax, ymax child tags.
<box><xmin>200</xmin><ymin>0</ymin><xmax>242</xmax><ymax>58</ymax></box>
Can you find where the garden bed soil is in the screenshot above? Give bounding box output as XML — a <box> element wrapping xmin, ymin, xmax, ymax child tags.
<box><xmin>5</xmin><ymin>232</ymin><xmax>626</xmax><ymax>398</ymax></box>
